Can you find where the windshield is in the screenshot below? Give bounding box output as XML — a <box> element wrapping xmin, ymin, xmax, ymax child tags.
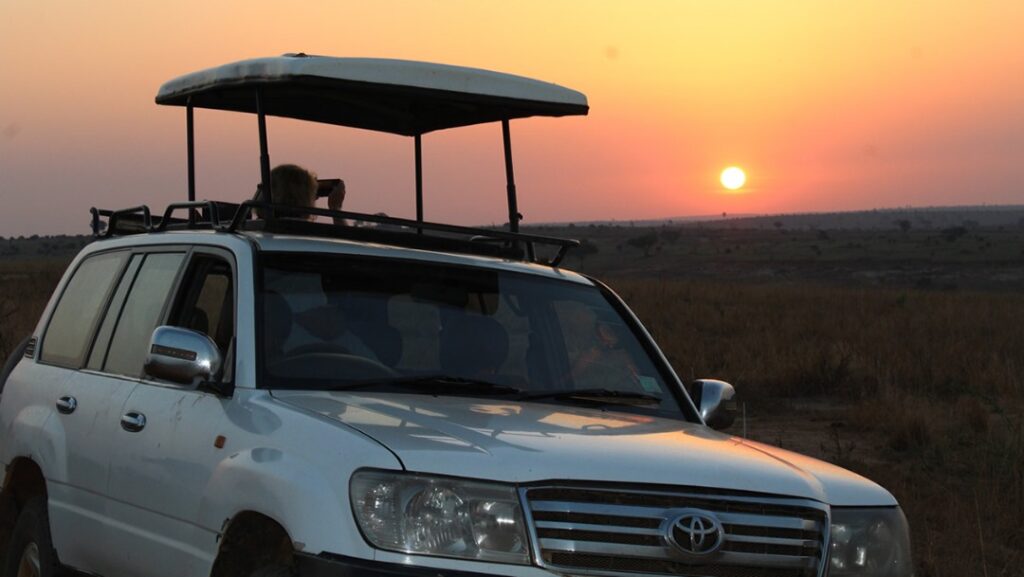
<box><xmin>259</xmin><ymin>253</ymin><xmax>690</xmax><ymax>420</ymax></box>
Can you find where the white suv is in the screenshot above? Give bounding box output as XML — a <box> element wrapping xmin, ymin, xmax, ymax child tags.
<box><xmin>0</xmin><ymin>55</ymin><xmax>912</xmax><ymax>577</ymax></box>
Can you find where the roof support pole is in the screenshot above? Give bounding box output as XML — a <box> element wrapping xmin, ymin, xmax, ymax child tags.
<box><xmin>186</xmin><ymin>100</ymin><xmax>196</xmax><ymax>203</ymax></box>
<box><xmin>414</xmin><ymin>134</ymin><xmax>423</xmax><ymax>234</ymax></box>
<box><xmin>255</xmin><ymin>88</ymin><xmax>272</xmax><ymax>203</ymax></box>
<box><xmin>186</xmin><ymin>99</ymin><xmax>197</xmax><ymax>226</ymax></box>
<box><xmin>501</xmin><ymin>119</ymin><xmax>520</xmax><ymax>233</ymax></box>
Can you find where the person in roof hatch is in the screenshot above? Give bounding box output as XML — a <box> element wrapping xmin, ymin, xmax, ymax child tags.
<box><xmin>256</xmin><ymin>163</ymin><xmax>346</xmax><ymax>224</ymax></box>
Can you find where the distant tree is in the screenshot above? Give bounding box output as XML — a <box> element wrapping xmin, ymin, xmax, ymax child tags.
<box><xmin>661</xmin><ymin>229</ymin><xmax>681</xmax><ymax>244</ymax></box>
<box><xmin>773</xmin><ymin>221</ymin><xmax>784</xmax><ymax>231</ymax></box>
<box><xmin>627</xmin><ymin>232</ymin><xmax>659</xmax><ymax>257</ymax></box>
<box><xmin>895</xmin><ymin>219</ymin><xmax>912</xmax><ymax>234</ymax></box>
<box><xmin>941</xmin><ymin>226</ymin><xmax>968</xmax><ymax>242</ymax></box>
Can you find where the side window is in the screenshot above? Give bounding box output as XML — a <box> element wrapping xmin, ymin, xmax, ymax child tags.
<box><xmin>41</xmin><ymin>251</ymin><xmax>129</xmax><ymax>368</ymax></box>
<box><xmin>87</xmin><ymin>254</ymin><xmax>144</xmax><ymax>370</ymax></box>
<box><xmin>171</xmin><ymin>255</ymin><xmax>234</xmax><ymax>356</ymax></box>
<box><xmin>104</xmin><ymin>252</ymin><xmax>185</xmax><ymax>377</ymax></box>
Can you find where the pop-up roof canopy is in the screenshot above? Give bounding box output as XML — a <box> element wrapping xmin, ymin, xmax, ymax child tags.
<box><xmin>156</xmin><ymin>54</ymin><xmax>588</xmax><ymax>135</ymax></box>
<box><xmin>155</xmin><ymin>54</ymin><xmax>589</xmax><ymax>233</ymax></box>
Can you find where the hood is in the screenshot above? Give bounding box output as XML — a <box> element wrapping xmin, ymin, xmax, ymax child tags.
<box><xmin>273</xmin><ymin>391</ymin><xmax>896</xmax><ymax>507</ymax></box>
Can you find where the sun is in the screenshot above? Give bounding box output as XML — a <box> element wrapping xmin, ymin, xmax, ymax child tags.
<box><xmin>720</xmin><ymin>166</ymin><xmax>746</xmax><ymax>191</ymax></box>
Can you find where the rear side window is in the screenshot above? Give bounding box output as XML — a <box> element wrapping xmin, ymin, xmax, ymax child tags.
<box><xmin>41</xmin><ymin>251</ymin><xmax>129</xmax><ymax>368</ymax></box>
<box><xmin>104</xmin><ymin>252</ymin><xmax>185</xmax><ymax>377</ymax></box>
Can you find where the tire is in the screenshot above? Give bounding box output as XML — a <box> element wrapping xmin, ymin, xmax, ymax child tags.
<box><xmin>1</xmin><ymin>497</ymin><xmax>59</xmax><ymax>577</ymax></box>
<box><xmin>250</xmin><ymin>566</ymin><xmax>294</xmax><ymax>577</ymax></box>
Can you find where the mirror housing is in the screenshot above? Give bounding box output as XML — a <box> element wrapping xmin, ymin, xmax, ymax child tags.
<box><xmin>689</xmin><ymin>379</ymin><xmax>738</xmax><ymax>430</ymax></box>
<box><xmin>144</xmin><ymin>326</ymin><xmax>222</xmax><ymax>387</ymax></box>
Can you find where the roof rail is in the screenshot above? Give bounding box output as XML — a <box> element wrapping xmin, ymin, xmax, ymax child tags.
<box><xmin>88</xmin><ymin>200</ymin><xmax>579</xmax><ymax>267</ymax></box>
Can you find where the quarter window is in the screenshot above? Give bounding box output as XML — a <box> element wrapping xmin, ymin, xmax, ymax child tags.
<box><xmin>41</xmin><ymin>251</ymin><xmax>128</xmax><ymax>368</ymax></box>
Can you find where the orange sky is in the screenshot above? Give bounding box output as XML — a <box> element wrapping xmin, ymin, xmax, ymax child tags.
<box><xmin>1</xmin><ymin>1</ymin><xmax>1022</xmax><ymax>236</ymax></box>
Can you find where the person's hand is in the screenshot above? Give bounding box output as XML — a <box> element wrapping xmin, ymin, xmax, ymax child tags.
<box><xmin>327</xmin><ymin>179</ymin><xmax>346</xmax><ymax>211</ymax></box>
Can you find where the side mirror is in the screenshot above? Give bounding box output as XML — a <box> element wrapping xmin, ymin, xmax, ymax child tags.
<box><xmin>144</xmin><ymin>326</ymin><xmax>222</xmax><ymax>386</ymax></box>
<box><xmin>689</xmin><ymin>379</ymin><xmax>738</xmax><ymax>430</ymax></box>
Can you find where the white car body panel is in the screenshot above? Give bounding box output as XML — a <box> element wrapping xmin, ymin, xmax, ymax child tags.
<box><xmin>273</xmin><ymin>391</ymin><xmax>896</xmax><ymax>508</ymax></box>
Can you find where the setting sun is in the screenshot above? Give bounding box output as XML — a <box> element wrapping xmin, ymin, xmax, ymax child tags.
<box><xmin>720</xmin><ymin>167</ymin><xmax>746</xmax><ymax>191</ymax></box>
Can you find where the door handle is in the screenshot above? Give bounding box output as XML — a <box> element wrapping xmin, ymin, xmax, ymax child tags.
<box><xmin>120</xmin><ymin>412</ymin><xmax>147</xmax><ymax>433</ymax></box>
<box><xmin>56</xmin><ymin>396</ymin><xmax>77</xmax><ymax>415</ymax></box>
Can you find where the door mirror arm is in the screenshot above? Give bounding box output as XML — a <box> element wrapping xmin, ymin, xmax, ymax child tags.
<box><xmin>197</xmin><ymin>379</ymin><xmax>235</xmax><ymax>398</ymax></box>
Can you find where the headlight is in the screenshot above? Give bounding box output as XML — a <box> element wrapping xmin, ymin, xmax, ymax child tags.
<box><xmin>830</xmin><ymin>507</ymin><xmax>913</xmax><ymax>576</ymax></box>
<box><xmin>350</xmin><ymin>470</ymin><xmax>531</xmax><ymax>564</ymax></box>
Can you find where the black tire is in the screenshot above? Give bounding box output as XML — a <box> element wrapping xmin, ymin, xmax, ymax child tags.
<box><xmin>250</xmin><ymin>566</ymin><xmax>294</xmax><ymax>577</ymax></box>
<box><xmin>1</xmin><ymin>497</ymin><xmax>60</xmax><ymax>577</ymax></box>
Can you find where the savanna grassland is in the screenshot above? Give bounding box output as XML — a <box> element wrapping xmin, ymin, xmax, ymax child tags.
<box><xmin>2</xmin><ymin>217</ymin><xmax>1023</xmax><ymax>575</ymax></box>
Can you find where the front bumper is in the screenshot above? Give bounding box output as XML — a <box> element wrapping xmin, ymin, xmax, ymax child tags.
<box><xmin>296</xmin><ymin>553</ymin><xmax>528</xmax><ymax>577</ymax></box>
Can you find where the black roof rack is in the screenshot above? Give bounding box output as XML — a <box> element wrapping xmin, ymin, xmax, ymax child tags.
<box><xmin>89</xmin><ymin>200</ymin><xmax>579</xmax><ymax>267</ymax></box>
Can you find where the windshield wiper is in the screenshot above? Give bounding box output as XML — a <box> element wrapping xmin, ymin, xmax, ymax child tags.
<box><xmin>518</xmin><ymin>388</ymin><xmax>663</xmax><ymax>407</ymax></box>
<box><xmin>331</xmin><ymin>375</ymin><xmax>522</xmax><ymax>396</ymax></box>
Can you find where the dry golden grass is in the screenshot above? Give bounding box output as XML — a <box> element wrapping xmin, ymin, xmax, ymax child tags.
<box><xmin>612</xmin><ymin>279</ymin><xmax>1024</xmax><ymax>400</ymax></box>
<box><xmin>0</xmin><ymin>259</ymin><xmax>67</xmax><ymax>359</ymax></box>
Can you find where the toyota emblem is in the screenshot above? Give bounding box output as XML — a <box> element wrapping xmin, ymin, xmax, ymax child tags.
<box><xmin>666</xmin><ymin>509</ymin><xmax>725</xmax><ymax>557</ymax></box>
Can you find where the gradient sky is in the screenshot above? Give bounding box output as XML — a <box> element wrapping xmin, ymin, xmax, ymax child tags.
<box><xmin>1</xmin><ymin>1</ymin><xmax>1022</xmax><ymax>237</ymax></box>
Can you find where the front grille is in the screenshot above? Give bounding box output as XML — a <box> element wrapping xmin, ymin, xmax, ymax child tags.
<box><xmin>23</xmin><ymin>337</ymin><xmax>37</xmax><ymax>359</ymax></box>
<box><xmin>522</xmin><ymin>486</ymin><xmax>828</xmax><ymax>577</ymax></box>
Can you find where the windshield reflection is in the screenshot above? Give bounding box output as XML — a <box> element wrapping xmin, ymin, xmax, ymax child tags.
<box><xmin>260</xmin><ymin>253</ymin><xmax>686</xmax><ymax>420</ymax></box>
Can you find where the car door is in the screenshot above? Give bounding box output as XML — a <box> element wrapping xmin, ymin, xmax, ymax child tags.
<box><xmin>104</xmin><ymin>248</ymin><xmax>237</xmax><ymax>577</ymax></box>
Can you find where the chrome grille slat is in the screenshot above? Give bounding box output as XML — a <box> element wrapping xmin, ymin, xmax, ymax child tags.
<box><xmin>535</xmin><ymin>520</ymin><xmax>664</xmax><ymax>536</ymax></box>
<box><xmin>531</xmin><ymin>500</ymin><xmax>668</xmax><ymax>519</ymax></box>
<box><xmin>717</xmin><ymin>551</ymin><xmax>819</xmax><ymax>569</ymax></box>
<box><xmin>523</xmin><ymin>485</ymin><xmax>829</xmax><ymax>577</ymax></box>
<box><xmin>539</xmin><ymin>539</ymin><xmax>671</xmax><ymax>559</ymax></box>
<box><xmin>724</xmin><ymin>534</ymin><xmax>819</xmax><ymax>548</ymax></box>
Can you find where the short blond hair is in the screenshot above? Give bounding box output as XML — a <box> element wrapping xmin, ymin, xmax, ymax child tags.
<box><xmin>270</xmin><ymin>164</ymin><xmax>317</xmax><ymax>211</ymax></box>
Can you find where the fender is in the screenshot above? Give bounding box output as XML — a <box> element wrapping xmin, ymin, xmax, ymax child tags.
<box><xmin>0</xmin><ymin>363</ymin><xmax>66</xmax><ymax>485</ymax></box>
<box><xmin>199</xmin><ymin>447</ymin><xmax>388</xmax><ymax>559</ymax></box>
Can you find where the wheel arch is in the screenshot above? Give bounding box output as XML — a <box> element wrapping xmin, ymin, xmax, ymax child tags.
<box><xmin>209</xmin><ymin>510</ymin><xmax>293</xmax><ymax>577</ymax></box>
<box><xmin>199</xmin><ymin>447</ymin><xmax>376</xmax><ymax>562</ymax></box>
